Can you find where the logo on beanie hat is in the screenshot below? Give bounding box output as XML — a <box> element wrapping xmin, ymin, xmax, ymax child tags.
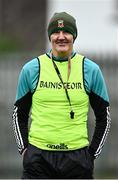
<box><xmin>58</xmin><ymin>20</ymin><xmax>64</xmax><ymax>28</ymax></box>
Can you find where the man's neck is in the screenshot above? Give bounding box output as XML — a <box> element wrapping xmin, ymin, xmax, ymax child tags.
<box><xmin>47</xmin><ymin>50</ymin><xmax>76</xmax><ymax>62</ymax></box>
<box><xmin>52</xmin><ymin>50</ymin><xmax>74</xmax><ymax>58</ymax></box>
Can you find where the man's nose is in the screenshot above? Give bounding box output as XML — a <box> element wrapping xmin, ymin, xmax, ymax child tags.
<box><xmin>58</xmin><ymin>31</ymin><xmax>65</xmax><ymax>39</ymax></box>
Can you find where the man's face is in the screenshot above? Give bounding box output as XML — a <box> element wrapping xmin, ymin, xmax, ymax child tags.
<box><xmin>50</xmin><ymin>30</ymin><xmax>74</xmax><ymax>57</ymax></box>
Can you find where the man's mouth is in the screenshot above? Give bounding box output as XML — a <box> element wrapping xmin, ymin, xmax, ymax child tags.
<box><xmin>56</xmin><ymin>41</ymin><xmax>68</xmax><ymax>45</ymax></box>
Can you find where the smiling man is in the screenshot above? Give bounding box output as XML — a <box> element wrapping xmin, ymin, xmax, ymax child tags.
<box><xmin>12</xmin><ymin>12</ymin><xmax>111</xmax><ymax>179</ymax></box>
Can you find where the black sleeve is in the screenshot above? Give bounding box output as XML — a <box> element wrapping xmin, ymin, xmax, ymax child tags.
<box><xmin>88</xmin><ymin>91</ymin><xmax>111</xmax><ymax>159</ymax></box>
<box><xmin>12</xmin><ymin>92</ymin><xmax>32</xmax><ymax>154</ymax></box>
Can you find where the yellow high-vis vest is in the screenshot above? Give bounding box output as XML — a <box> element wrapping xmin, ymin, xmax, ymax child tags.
<box><xmin>29</xmin><ymin>53</ymin><xmax>89</xmax><ymax>150</ymax></box>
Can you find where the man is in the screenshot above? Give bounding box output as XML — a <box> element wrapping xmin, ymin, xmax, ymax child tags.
<box><xmin>12</xmin><ymin>12</ymin><xmax>111</xmax><ymax>179</ymax></box>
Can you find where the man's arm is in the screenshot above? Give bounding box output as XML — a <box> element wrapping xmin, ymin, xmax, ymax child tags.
<box><xmin>12</xmin><ymin>58</ymin><xmax>40</xmax><ymax>154</ymax></box>
<box><xmin>88</xmin><ymin>66</ymin><xmax>111</xmax><ymax>159</ymax></box>
<box><xmin>12</xmin><ymin>92</ymin><xmax>32</xmax><ymax>154</ymax></box>
<box><xmin>88</xmin><ymin>92</ymin><xmax>111</xmax><ymax>159</ymax></box>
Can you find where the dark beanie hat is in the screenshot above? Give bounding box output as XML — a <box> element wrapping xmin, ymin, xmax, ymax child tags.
<box><xmin>48</xmin><ymin>12</ymin><xmax>78</xmax><ymax>40</ymax></box>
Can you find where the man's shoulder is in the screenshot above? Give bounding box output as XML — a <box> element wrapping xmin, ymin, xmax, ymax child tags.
<box><xmin>76</xmin><ymin>53</ymin><xmax>99</xmax><ymax>70</ymax></box>
<box><xmin>83</xmin><ymin>56</ymin><xmax>100</xmax><ymax>71</ymax></box>
<box><xmin>38</xmin><ymin>53</ymin><xmax>49</xmax><ymax>60</ymax></box>
<box><xmin>22</xmin><ymin>57</ymin><xmax>40</xmax><ymax>72</ymax></box>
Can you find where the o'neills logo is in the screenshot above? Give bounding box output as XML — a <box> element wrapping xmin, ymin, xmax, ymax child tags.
<box><xmin>40</xmin><ymin>81</ymin><xmax>82</xmax><ymax>89</ymax></box>
<box><xmin>47</xmin><ymin>143</ymin><xmax>68</xmax><ymax>150</ymax></box>
<box><xmin>58</xmin><ymin>20</ymin><xmax>64</xmax><ymax>28</ymax></box>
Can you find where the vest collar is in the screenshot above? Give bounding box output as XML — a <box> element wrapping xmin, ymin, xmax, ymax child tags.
<box><xmin>46</xmin><ymin>50</ymin><xmax>76</xmax><ymax>62</ymax></box>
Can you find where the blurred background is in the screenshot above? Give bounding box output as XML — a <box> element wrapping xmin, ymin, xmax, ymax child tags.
<box><xmin>0</xmin><ymin>0</ymin><xmax>117</xmax><ymax>178</ymax></box>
